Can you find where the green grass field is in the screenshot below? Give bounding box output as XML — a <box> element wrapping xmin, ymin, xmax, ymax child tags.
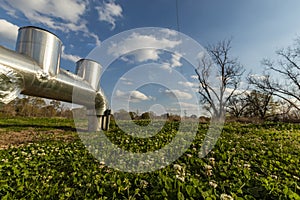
<box><xmin>0</xmin><ymin>117</ymin><xmax>299</xmax><ymax>199</ymax></box>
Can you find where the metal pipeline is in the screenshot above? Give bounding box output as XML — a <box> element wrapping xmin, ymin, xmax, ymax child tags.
<box><xmin>0</xmin><ymin>26</ymin><xmax>110</xmax><ymax>131</ymax></box>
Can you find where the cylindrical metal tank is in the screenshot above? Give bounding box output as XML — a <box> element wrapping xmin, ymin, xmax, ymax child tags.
<box><xmin>0</xmin><ymin>26</ymin><xmax>110</xmax><ymax>131</ymax></box>
<box><xmin>76</xmin><ymin>59</ymin><xmax>102</xmax><ymax>90</ymax></box>
<box><xmin>15</xmin><ymin>26</ymin><xmax>62</xmax><ymax>76</ymax></box>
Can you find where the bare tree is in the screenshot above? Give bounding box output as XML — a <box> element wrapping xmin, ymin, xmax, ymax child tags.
<box><xmin>227</xmin><ymin>95</ymin><xmax>249</xmax><ymax>118</ymax></box>
<box><xmin>248</xmin><ymin>38</ymin><xmax>300</xmax><ymax>110</ymax></box>
<box><xmin>195</xmin><ymin>39</ymin><xmax>245</xmax><ymax>118</ymax></box>
<box><xmin>243</xmin><ymin>90</ymin><xmax>278</xmax><ymax>120</ymax></box>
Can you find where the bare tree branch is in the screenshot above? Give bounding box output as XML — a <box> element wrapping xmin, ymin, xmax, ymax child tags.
<box><xmin>195</xmin><ymin>39</ymin><xmax>245</xmax><ymax>118</ymax></box>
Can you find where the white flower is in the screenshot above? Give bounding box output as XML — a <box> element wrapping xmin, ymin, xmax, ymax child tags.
<box><xmin>270</xmin><ymin>175</ymin><xmax>278</xmax><ymax>179</ymax></box>
<box><xmin>174</xmin><ymin>164</ymin><xmax>182</xmax><ymax>171</ymax></box>
<box><xmin>205</xmin><ymin>164</ymin><xmax>213</xmax><ymax>170</ymax></box>
<box><xmin>174</xmin><ymin>164</ymin><xmax>186</xmax><ymax>182</ymax></box>
<box><xmin>186</xmin><ymin>154</ymin><xmax>192</xmax><ymax>158</ymax></box>
<box><xmin>209</xmin><ymin>158</ymin><xmax>215</xmax><ymax>166</ymax></box>
<box><xmin>176</xmin><ymin>175</ymin><xmax>185</xmax><ymax>182</ymax></box>
<box><xmin>243</xmin><ymin>163</ymin><xmax>251</xmax><ymax>169</ymax></box>
<box><xmin>204</xmin><ymin>164</ymin><xmax>213</xmax><ymax>176</ymax></box>
<box><xmin>209</xmin><ymin>180</ymin><xmax>218</xmax><ymax>188</ymax></box>
<box><xmin>220</xmin><ymin>193</ymin><xmax>234</xmax><ymax>200</ymax></box>
<box><xmin>140</xmin><ymin>180</ymin><xmax>149</xmax><ymax>188</ymax></box>
<box><xmin>293</xmin><ymin>175</ymin><xmax>300</xmax><ymax>180</ymax></box>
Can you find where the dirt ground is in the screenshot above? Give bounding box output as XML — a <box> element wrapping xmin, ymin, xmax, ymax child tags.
<box><xmin>0</xmin><ymin>128</ymin><xmax>77</xmax><ymax>149</ymax></box>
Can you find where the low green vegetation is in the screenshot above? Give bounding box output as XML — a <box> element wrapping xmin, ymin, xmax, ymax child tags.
<box><xmin>0</xmin><ymin>117</ymin><xmax>299</xmax><ymax>199</ymax></box>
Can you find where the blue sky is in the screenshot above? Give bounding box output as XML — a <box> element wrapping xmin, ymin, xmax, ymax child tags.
<box><xmin>1</xmin><ymin>0</ymin><xmax>300</xmax><ymax>116</ymax></box>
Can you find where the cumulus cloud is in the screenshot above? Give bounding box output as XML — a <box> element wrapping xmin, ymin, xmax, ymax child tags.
<box><xmin>165</xmin><ymin>89</ymin><xmax>192</xmax><ymax>100</ymax></box>
<box><xmin>96</xmin><ymin>1</ymin><xmax>123</xmax><ymax>30</ymax></box>
<box><xmin>178</xmin><ymin>81</ymin><xmax>197</xmax><ymax>88</ymax></box>
<box><xmin>61</xmin><ymin>46</ymin><xmax>81</xmax><ymax>63</ymax></box>
<box><xmin>0</xmin><ymin>0</ymin><xmax>100</xmax><ymax>45</ymax></box>
<box><xmin>171</xmin><ymin>52</ymin><xmax>183</xmax><ymax>67</ymax></box>
<box><xmin>108</xmin><ymin>32</ymin><xmax>181</xmax><ymax>63</ymax></box>
<box><xmin>131</xmin><ymin>49</ymin><xmax>161</xmax><ymax>62</ymax></box>
<box><xmin>160</xmin><ymin>62</ymin><xmax>172</xmax><ymax>73</ymax></box>
<box><xmin>0</xmin><ymin>19</ymin><xmax>18</xmax><ymax>46</ymax></box>
<box><xmin>0</xmin><ymin>0</ymin><xmax>85</xmax><ymax>31</ymax></box>
<box><xmin>130</xmin><ymin>90</ymin><xmax>150</xmax><ymax>101</ymax></box>
<box><xmin>160</xmin><ymin>29</ymin><xmax>178</xmax><ymax>37</ymax></box>
<box><xmin>120</xmin><ymin>77</ymin><xmax>133</xmax><ymax>85</ymax></box>
<box><xmin>177</xmin><ymin>102</ymin><xmax>199</xmax><ymax>110</ymax></box>
<box><xmin>191</xmin><ymin>75</ymin><xmax>198</xmax><ymax>79</ymax></box>
<box><xmin>115</xmin><ymin>89</ymin><xmax>151</xmax><ymax>102</ymax></box>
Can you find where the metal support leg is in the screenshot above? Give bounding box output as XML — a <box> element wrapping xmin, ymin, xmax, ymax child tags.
<box><xmin>87</xmin><ymin>109</ymin><xmax>111</xmax><ymax>132</ymax></box>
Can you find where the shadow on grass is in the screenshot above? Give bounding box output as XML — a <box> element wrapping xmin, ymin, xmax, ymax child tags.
<box><xmin>0</xmin><ymin>124</ymin><xmax>77</xmax><ymax>132</ymax></box>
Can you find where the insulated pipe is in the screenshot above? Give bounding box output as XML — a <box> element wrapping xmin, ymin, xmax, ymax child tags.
<box><xmin>0</xmin><ymin>26</ymin><xmax>110</xmax><ymax>131</ymax></box>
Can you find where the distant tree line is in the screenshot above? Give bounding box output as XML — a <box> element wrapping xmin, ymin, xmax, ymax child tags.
<box><xmin>0</xmin><ymin>96</ymin><xmax>72</xmax><ymax>118</ymax></box>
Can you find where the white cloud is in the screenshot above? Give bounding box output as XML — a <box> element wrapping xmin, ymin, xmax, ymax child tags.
<box><xmin>191</xmin><ymin>75</ymin><xmax>198</xmax><ymax>80</ymax></box>
<box><xmin>119</xmin><ymin>77</ymin><xmax>133</xmax><ymax>85</ymax></box>
<box><xmin>171</xmin><ymin>52</ymin><xmax>183</xmax><ymax>67</ymax></box>
<box><xmin>61</xmin><ymin>46</ymin><xmax>81</xmax><ymax>63</ymax></box>
<box><xmin>108</xmin><ymin>32</ymin><xmax>181</xmax><ymax>63</ymax></box>
<box><xmin>160</xmin><ymin>62</ymin><xmax>172</xmax><ymax>73</ymax></box>
<box><xmin>197</xmin><ymin>51</ymin><xmax>206</xmax><ymax>61</ymax></box>
<box><xmin>0</xmin><ymin>0</ymin><xmax>85</xmax><ymax>30</ymax></box>
<box><xmin>165</xmin><ymin>89</ymin><xmax>192</xmax><ymax>100</ymax></box>
<box><xmin>0</xmin><ymin>19</ymin><xmax>18</xmax><ymax>46</ymax></box>
<box><xmin>130</xmin><ymin>90</ymin><xmax>150</xmax><ymax>101</ymax></box>
<box><xmin>248</xmin><ymin>74</ymin><xmax>268</xmax><ymax>81</ymax></box>
<box><xmin>177</xmin><ymin>102</ymin><xmax>199</xmax><ymax>110</ymax></box>
<box><xmin>131</xmin><ymin>49</ymin><xmax>160</xmax><ymax>62</ymax></box>
<box><xmin>115</xmin><ymin>89</ymin><xmax>126</xmax><ymax>97</ymax></box>
<box><xmin>114</xmin><ymin>89</ymin><xmax>151</xmax><ymax>102</ymax></box>
<box><xmin>96</xmin><ymin>1</ymin><xmax>123</xmax><ymax>30</ymax></box>
<box><xmin>0</xmin><ymin>0</ymin><xmax>100</xmax><ymax>45</ymax></box>
<box><xmin>160</xmin><ymin>29</ymin><xmax>178</xmax><ymax>37</ymax></box>
<box><xmin>178</xmin><ymin>81</ymin><xmax>197</xmax><ymax>88</ymax></box>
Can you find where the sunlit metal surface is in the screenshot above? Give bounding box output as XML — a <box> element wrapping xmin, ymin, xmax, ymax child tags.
<box><xmin>0</xmin><ymin>26</ymin><xmax>109</xmax><ymax>131</ymax></box>
<box><xmin>16</xmin><ymin>26</ymin><xmax>62</xmax><ymax>76</ymax></box>
<box><xmin>76</xmin><ymin>59</ymin><xmax>103</xmax><ymax>91</ymax></box>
